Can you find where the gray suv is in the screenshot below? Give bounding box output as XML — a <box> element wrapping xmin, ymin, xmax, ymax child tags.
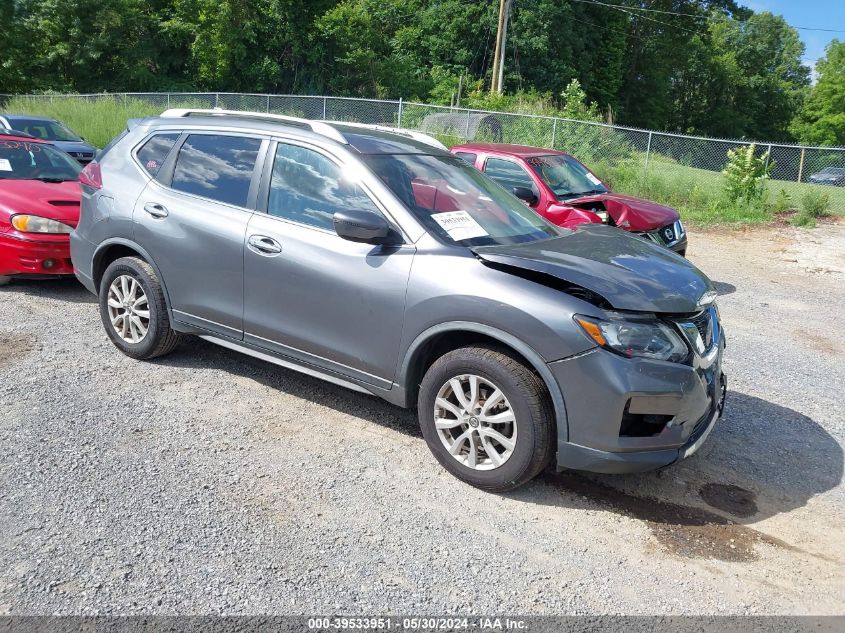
<box><xmin>70</xmin><ymin>109</ymin><xmax>727</xmax><ymax>492</ymax></box>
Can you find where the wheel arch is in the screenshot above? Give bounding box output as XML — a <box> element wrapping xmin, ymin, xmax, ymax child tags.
<box><xmin>92</xmin><ymin>239</ymin><xmax>173</xmax><ymax>317</ymax></box>
<box><xmin>398</xmin><ymin>322</ymin><xmax>569</xmax><ymax>442</ymax></box>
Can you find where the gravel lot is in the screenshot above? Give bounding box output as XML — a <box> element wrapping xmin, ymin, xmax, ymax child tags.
<box><xmin>1</xmin><ymin>225</ymin><xmax>843</xmax><ymax>615</ymax></box>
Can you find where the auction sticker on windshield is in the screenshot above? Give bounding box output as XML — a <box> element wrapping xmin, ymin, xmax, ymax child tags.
<box><xmin>586</xmin><ymin>172</ymin><xmax>602</xmax><ymax>186</ymax></box>
<box><xmin>431</xmin><ymin>210</ymin><xmax>489</xmax><ymax>241</ymax></box>
<box><xmin>0</xmin><ymin>159</ymin><xmax>12</xmax><ymax>171</ymax></box>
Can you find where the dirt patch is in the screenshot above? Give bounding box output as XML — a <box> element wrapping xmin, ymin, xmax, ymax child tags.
<box><xmin>545</xmin><ymin>473</ymin><xmax>805</xmax><ymax>563</ymax></box>
<box><xmin>773</xmin><ymin>210</ymin><xmax>845</xmax><ymax>227</ymax></box>
<box><xmin>0</xmin><ymin>332</ymin><xmax>38</xmax><ymax>368</ymax></box>
<box><xmin>797</xmin><ymin>329</ymin><xmax>845</xmax><ymax>357</ymax></box>
<box><xmin>699</xmin><ymin>483</ymin><xmax>758</xmax><ymax>518</ymax></box>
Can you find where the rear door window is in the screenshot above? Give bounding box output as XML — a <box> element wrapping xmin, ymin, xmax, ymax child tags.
<box><xmin>171</xmin><ymin>134</ymin><xmax>261</xmax><ymax>207</ymax></box>
<box><xmin>136</xmin><ymin>133</ymin><xmax>180</xmax><ymax>176</ymax></box>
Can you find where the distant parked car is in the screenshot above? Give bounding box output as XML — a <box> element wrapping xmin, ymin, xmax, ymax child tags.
<box><xmin>0</xmin><ymin>114</ymin><xmax>96</xmax><ymax>164</ymax></box>
<box><xmin>0</xmin><ymin>129</ymin><xmax>82</xmax><ymax>285</ymax></box>
<box><xmin>808</xmin><ymin>167</ymin><xmax>845</xmax><ymax>187</ymax></box>
<box><xmin>451</xmin><ymin>143</ymin><xmax>687</xmax><ymax>256</ymax></box>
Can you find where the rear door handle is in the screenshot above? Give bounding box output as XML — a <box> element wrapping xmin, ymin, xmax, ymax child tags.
<box><xmin>248</xmin><ymin>234</ymin><xmax>283</xmax><ymax>256</ymax></box>
<box><xmin>143</xmin><ymin>202</ymin><xmax>169</xmax><ymax>218</ymax></box>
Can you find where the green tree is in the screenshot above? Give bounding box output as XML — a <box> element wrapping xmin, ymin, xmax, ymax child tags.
<box><xmin>791</xmin><ymin>40</ymin><xmax>845</xmax><ymax>146</ymax></box>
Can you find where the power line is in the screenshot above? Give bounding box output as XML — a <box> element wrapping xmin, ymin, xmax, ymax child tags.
<box><xmin>570</xmin><ymin>0</ymin><xmax>704</xmax><ymax>19</ymax></box>
<box><xmin>792</xmin><ymin>26</ymin><xmax>845</xmax><ymax>34</ymax></box>
<box><xmin>607</xmin><ymin>4</ymin><xmax>702</xmax><ymax>35</ymax></box>
<box><xmin>571</xmin><ymin>0</ymin><xmax>845</xmax><ymax>33</ymax></box>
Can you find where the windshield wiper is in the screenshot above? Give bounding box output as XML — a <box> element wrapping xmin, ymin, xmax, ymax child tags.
<box><xmin>34</xmin><ymin>176</ymin><xmax>71</xmax><ymax>183</ymax></box>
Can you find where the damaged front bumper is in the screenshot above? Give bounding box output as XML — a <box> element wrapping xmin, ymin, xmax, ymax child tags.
<box><xmin>550</xmin><ymin>339</ymin><xmax>726</xmax><ymax>474</ymax></box>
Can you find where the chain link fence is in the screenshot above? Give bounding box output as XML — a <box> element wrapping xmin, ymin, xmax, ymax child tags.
<box><xmin>3</xmin><ymin>92</ymin><xmax>844</xmax><ymax>215</ymax></box>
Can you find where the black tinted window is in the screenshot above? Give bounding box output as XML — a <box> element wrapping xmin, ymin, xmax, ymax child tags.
<box><xmin>137</xmin><ymin>133</ymin><xmax>180</xmax><ymax>176</ymax></box>
<box><xmin>267</xmin><ymin>143</ymin><xmax>379</xmax><ymax>230</ymax></box>
<box><xmin>172</xmin><ymin>134</ymin><xmax>261</xmax><ymax>207</ymax></box>
<box><xmin>455</xmin><ymin>152</ymin><xmax>477</xmax><ymax>165</ymax></box>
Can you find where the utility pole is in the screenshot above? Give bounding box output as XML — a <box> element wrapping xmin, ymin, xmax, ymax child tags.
<box><xmin>490</xmin><ymin>0</ymin><xmax>512</xmax><ymax>94</ymax></box>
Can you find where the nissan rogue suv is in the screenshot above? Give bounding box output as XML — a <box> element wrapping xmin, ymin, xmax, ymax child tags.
<box><xmin>70</xmin><ymin>109</ymin><xmax>727</xmax><ymax>492</ymax></box>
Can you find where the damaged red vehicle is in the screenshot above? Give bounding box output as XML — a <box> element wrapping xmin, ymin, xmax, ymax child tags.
<box><xmin>451</xmin><ymin>143</ymin><xmax>687</xmax><ymax>255</ymax></box>
<box><xmin>0</xmin><ymin>130</ymin><xmax>82</xmax><ymax>285</ymax></box>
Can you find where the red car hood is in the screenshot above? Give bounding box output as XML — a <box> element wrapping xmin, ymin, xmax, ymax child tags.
<box><xmin>0</xmin><ymin>179</ymin><xmax>81</xmax><ymax>226</ymax></box>
<box><xmin>567</xmin><ymin>192</ymin><xmax>679</xmax><ymax>232</ymax></box>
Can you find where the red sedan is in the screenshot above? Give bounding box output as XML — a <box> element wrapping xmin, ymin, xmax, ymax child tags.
<box><xmin>451</xmin><ymin>143</ymin><xmax>687</xmax><ymax>255</ymax></box>
<box><xmin>0</xmin><ymin>131</ymin><xmax>82</xmax><ymax>285</ymax></box>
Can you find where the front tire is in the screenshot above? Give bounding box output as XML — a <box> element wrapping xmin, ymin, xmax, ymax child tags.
<box><xmin>98</xmin><ymin>257</ymin><xmax>179</xmax><ymax>360</ymax></box>
<box><xmin>418</xmin><ymin>346</ymin><xmax>555</xmax><ymax>492</ymax></box>
<box><xmin>0</xmin><ymin>276</ymin><xmax>10</xmax><ymax>287</ymax></box>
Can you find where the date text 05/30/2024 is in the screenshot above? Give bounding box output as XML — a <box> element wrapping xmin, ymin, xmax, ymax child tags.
<box><xmin>307</xmin><ymin>617</ymin><xmax>528</xmax><ymax>630</ymax></box>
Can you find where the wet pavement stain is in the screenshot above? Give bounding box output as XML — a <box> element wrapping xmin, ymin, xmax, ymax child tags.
<box><xmin>699</xmin><ymin>482</ymin><xmax>758</xmax><ymax>518</ymax></box>
<box><xmin>0</xmin><ymin>332</ymin><xmax>38</xmax><ymax>369</ymax></box>
<box><xmin>544</xmin><ymin>472</ymin><xmax>802</xmax><ymax>562</ymax></box>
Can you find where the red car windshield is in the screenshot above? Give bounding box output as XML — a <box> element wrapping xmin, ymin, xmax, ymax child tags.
<box><xmin>0</xmin><ymin>140</ymin><xmax>82</xmax><ymax>181</ymax></box>
<box><xmin>526</xmin><ymin>154</ymin><xmax>608</xmax><ymax>199</ymax></box>
<box><xmin>364</xmin><ymin>153</ymin><xmax>560</xmax><ymax>247</ymax></box>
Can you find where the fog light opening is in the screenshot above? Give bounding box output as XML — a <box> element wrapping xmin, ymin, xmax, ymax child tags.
<box><xmin>42</xmin><ymin>259</ymin><xmax>56</xmax><ymax>270</ymax></box>
<box><xmin>620</xmin><ymin>401</ymin><xmax>673</xmax><ymax>438</ymax></box>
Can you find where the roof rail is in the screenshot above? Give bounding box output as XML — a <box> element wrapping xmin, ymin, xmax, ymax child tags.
<box><xmin>159</xmin><ymin>108</ymin><xmax>348</xmax><ymax>145</ymax></box>
<box><xmin>329</xmin><ymin>122</ymin><xmax>447</xmax><ymax>151</ymax></box>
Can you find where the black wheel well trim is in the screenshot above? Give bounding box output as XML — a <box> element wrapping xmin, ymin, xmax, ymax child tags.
<box><xmin>91</xmin><ymin>239</ymin><xmax>174</xmax><ymax>320</ymax></box>
<box><xmin>398</xmin><ymin>321</ymin><xmax>569</xmax><ymax>442</ymax></box>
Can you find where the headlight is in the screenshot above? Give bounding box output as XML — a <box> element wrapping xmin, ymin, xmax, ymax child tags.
<box><xmin>11</xmin><ymin>215</ymin><xmax>73</xmax><ymax>234</ymax></box>
<box><xmin>574</xmin><ymin>314</ymin><xmax>688</xmax><ymax>363</ymax></box>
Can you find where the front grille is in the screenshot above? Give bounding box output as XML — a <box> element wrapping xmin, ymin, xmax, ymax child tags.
<box><xmin>690</xmin><ymin>309</ymin><xmax>714</xmax><ymax>350</ymax></box>
<box><xmin>659</xmin><ymin>224</ymin><xmax>676</xmax><ymax>243</ymax></box>
<box><xmin>673</xmin><ymin>307</ymin><xmax>717</xmax><ymax>356</ymax></box>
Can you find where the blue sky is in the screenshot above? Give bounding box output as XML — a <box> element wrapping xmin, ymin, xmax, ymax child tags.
<box><xmin>744</xmin><ymin>0</ymin><xmax>845</xmax><ymax>69</ymax></box>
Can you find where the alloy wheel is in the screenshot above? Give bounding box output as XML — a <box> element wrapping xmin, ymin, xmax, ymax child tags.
<box><xmin>107</xmin><ymin>275</ymin><xmax>150</xmax><ymax>343</ymax></box>
<box><xmin>434</xmin><ymin>374</ymin><xmax>518</xmax><ymax>471</ymax></box>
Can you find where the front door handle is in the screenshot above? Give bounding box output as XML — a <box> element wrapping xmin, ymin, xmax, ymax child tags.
<box><xmin>143</xmin><ymin>202</ymin><xmax>169</xmax><ymax>218</ymax></box>
<box><xmin>248</xmin><ymin>234</ymin><xmax>283</xmax><ymax>256</ymax></box>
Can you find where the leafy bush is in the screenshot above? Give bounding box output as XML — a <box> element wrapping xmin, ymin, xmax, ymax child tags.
<box><xmin>723</xmin><ymin>144</ymin><xmax>773</xmax><ymax>202</ymax></box>
<box><xmin>800</xmin><ymin>190</ymin><xmax>831</xmax><ymax>217</ymax></box>
<box><xmin>773</xmin><ymin>189</ymin><xmax>793</xmax><ymax>212</ymax></box>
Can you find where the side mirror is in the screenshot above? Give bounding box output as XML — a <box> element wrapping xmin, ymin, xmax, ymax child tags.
<box><xmin>512</xmin><ymin>186</ymin><xmax>538</xmax><ymax>205</ymax></box>
<box><xmin>333</xmin><ymin>209</ymin><xmax>394</xmax><ymax>244</ymax></box>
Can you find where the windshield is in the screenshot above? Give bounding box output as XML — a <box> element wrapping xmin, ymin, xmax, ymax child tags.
<box><xmin>526</xmin><ymin>154</ymin><xmax>608</xmax><ymax>199</ymax></box>
<box><xmin>9</xmin><ymin>118</ymin><xmax>83</xmax><ymax>142</ymax></box>
<box><xmin>364</xmin><ymin>153</ymin><xmax>560</xmax><ymax>247</ymax></box>
<box><xmin>0</xmin><ymin>139</ymin><xmax>82</xmax><ymax>181</ymax></box>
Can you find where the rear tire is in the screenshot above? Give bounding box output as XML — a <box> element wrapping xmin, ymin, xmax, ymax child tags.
<box><xmin>418</xmin><ymin>345</ymin><xmax>555</xmax><ymax>492</ymax></box>
<box><xmin>99</xmin><ymin>257</ymin><xmax>180</xmax><ymax>360</ymax></box>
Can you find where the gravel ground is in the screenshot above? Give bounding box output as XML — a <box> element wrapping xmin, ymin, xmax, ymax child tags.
<box><xmin>0</xmin><ymin>225</ymin><xmax>843</xmax><ymax>616</ymax></box>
